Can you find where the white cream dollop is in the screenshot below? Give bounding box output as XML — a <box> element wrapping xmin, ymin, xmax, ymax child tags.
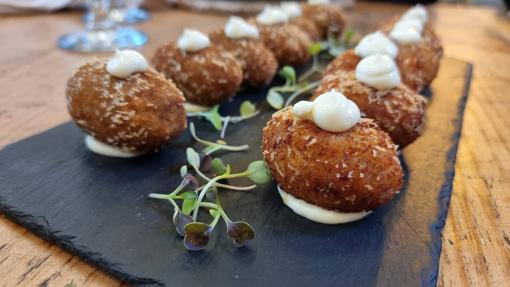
<box><xmin>256</xmin><ymin>6</ymin><xmax>289</xmax><ymax>25</ymax></box>
<box><xmin>308</xmin><ymin>0</ymin><xmax>330</xmax><ymax>5</ymax></box>
<box><xmin>85</xmin><ymin>135</ymin><xmax>140</xmax><ymax>158</ymax></box>
<box><xmin>389</xmin><ymin>19</ymin><xmax>423</xmax><ymax>45</ymax></box>
<box><xmin>354</xmin><ymin>31</ymin><xmax>399</xmax><ymax>59</ymax></box>
<box><xmin>278</xmin><ymin>186</ymin><xmax>371</xmax><ymax>224</ymax></box>
<box><xmin>280</xmin><ymin>2</ymin><xmax>302</xmax><ymax>18</ymax></box>
<box><xmin>402</xmin><ymin>4</ymin><xmax>428</xmax><ymax>24</ymax></box>
<box><xmin>224</xmin><ymin>16</ymin><xmax>259</xmax><ymax>39</ymax></box>
<box><xmin>177</xmin><ymin>29</ymin><xmax>210</xmax><ymax>52</ymax></box>
<box><xmin>292</xmin><ymin>90</ymin><xmax>360</xmax><ymax>132</ymax></box>
<box><xmin>355</xmin><ymin>54</ymin><xmax>401</xmax><ymax>90</ymax></box>
<box><xmin>106</xmin><ymin>50</ymin><xmax>148</xmax><ymax>78</ymax></box>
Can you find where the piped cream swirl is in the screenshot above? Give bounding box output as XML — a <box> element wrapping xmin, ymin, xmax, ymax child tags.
<box><xmin>106</xmin><ymin>50</ymin><xmax>148</xmax><ymax>78</ymax></box>
<box><xmin>354</xmin><ymin>31</ymin><xmax>398</xmax><ymax>59</ymax></box>
<box><xmin>355</xmin><ymin>54</ymin><xmax>401</xmax><ymax>90</ymax></box>
<box><xmin>177</xmin><ymin>29</ymin><xmax>210</xmax><ymax>52</ymax></box>
<box><xmin>224</xmin><ymin>16</ymin><xmax>259</xmax><ymax>39</ymax></box>
<box><xmin>293</xmin><ymin>90</ymin><xmax>361</xmax><ymax>132</ymax></box>
<box><xmin>256</xmin><ymin>6</ymin><xmax>289</xmax><ymax>25</ymax></box>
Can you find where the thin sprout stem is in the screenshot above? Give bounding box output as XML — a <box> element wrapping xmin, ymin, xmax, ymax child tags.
<box><xmin>220</xmin><ymin>116</ymin><xmax>230</xmax><ymax>139</ymax></box>
<box><xmin>168</xmin><ymin>198</ymin><xmax>179</xmax><ymax>210</ymax></box>
<box><xmin>190</xmin><ymin>123</ymin><xmax>249</xmax><ymax>152</ymax></box>
<box><xmin>148</xmin><ymin>193</ymin><xmax>170</xmax><ymax>199</ymax></box>
<box><xmin>209</xmin><ymin>210</ymin><xmax>222</xmax><ymax>228</ymax></box>
<box><xmin>192</xmin><ymin>171</ymin><xmax>249</xmax><ymax>221</ymax></box>
<box><xmin>284</xmin><ymin>81</ymin><xmax>321</xmax><ymax>107</ymax></box>
<box><xmin>191</xmin><ymin>164</ymin><xmax>254</xmax><ymax>190</ymax></box>
<box><xmin>228</xmin><ymin>111</ymin><xmax>260</xmax><ymax>123</ymax></box>
<box><xmin>199</xmin><ymin>202</ymin><xmax>218</xmax><ymax>209</ymax></box>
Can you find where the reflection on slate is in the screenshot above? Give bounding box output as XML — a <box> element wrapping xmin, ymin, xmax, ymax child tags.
<box><xmin>0</xmin><ymin>58</ymin><xmax>471</xmax><ymax>287</ymax></box>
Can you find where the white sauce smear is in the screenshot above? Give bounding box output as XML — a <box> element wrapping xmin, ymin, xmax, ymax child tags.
<box><xmin>85</xmin><ymin>135</ymin><xmax>140</xmax><ymax>158</ymax></box>
<box><xmin>278</xmin><ymin>186</ymin><xmax>371</xmax><ymax>224</ymax></box>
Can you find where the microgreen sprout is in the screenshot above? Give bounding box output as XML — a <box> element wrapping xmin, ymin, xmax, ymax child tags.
<box><xmin>189</xmin><ymin>122</ymin><xmax>249</xmax><ymax>155</ymax></box>
<box><xmin>149</xmin><ymin>148</ymin><xmax>271</xmax><ymax>251</ymax></box>
<box><xmin>298</xmin><ymin>42</ymin><xmax>324</xmax><ymax>83</ymax></box>
<box><xmin>266</xmin><ymin>66</ymin><xmax>321</xmax><ymax>109</ymax></box>
<box><xmin>322</xmin><ymin>28</ymin><xmax>356</xmax><ymax>57</ymax></box>
<box><xmin>186</xmin><ymin>101</ymin><xmax>260</xmax><ymax>132</ymax></box>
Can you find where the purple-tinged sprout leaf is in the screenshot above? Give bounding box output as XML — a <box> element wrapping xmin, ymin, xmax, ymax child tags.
<box><xmin>199</xmin><ymin>154</ymin><xmax>212</xmax><ymax>172</ymax></box>
<box><xmin>183</xmin><ymin>173</ymin><xmax>200</xmax><ymax>188</ymax></box>
<box><xmin>227</xmin><ymin>221</ymin><xmax>255</xmax><ymax>247</ymax></box>
<box><xmin>183</xmin><ymin>222</ymin><xmax>212</xmax><ymax>251</ymax></box>
<box><xmin>173</xmin><ymin>210</ymin><xmax>193</xmax><ymax>237</ymax></box>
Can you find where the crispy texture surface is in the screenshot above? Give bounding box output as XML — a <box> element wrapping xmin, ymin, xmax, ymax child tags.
<box><xmin>66</xmin><ymin>60</ymin><xmax>186</xmax><ymax>153</ymax></box>
<box><xmin>209</xmin><ymin>31</ymin><xmax>278</xmax><ymax>87</ymax></box>
<box><xmin>301</xmin><ymin>4</ymin><xmax>345</xmax><ymax>38</ymax></box>
<box><xmin>290</xmin><ymin>17</ymin><xmax>321</xmax><ymax>41</ymax></box>
<box><xmin>262</xmin><ymin>108</ymin><xmax>403</xmax><ymax>212</ymax></box>
<box><xmin>151</xmin><ymin>44</ymin><xmax>243</xmax><ymax>106</ymax></box>
<box><xmin>314</xmin><ymin>70</ymin><xmax>427</xmax><ymax>148</ymax></box>
<box><xmin>250</xmin><ymin>19</ymin><xmax>312</xmax><ymax>67</ymax></box>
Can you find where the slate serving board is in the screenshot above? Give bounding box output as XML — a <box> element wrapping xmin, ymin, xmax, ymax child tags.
<box><xmin>0</xmin><ymin>57</ymin><xmax>472</xmax><ymax>287</ymax></box>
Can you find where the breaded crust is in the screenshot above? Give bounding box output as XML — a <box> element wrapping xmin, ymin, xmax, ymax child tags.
<box><xmin>290</xmin><ymin>17</ymin><xmax>322</xmax><ymax>41</ymax></box>
<box><xmin>262</xmin><ymin>108</ymin><xmax>403</xmax><ymax>212</ymax></box>
<box><xmin>323</xmin><ymin>49</ymin><xmax>360</xmax><ymax>77</ymax></box>
<box><xmin>151</xmin><ymin>44</ymin><xmax>243</xmax><ymax>106</ymax></box>
<box><xmin>66</xmin><ymin>60</ymin><xmax>186</xmax><ymax>153</ymax></box>
<box><xmin>301</xmin><ymin>4</ymin><xmax>345</xmax><ymax>38</ymax></box>
<box><xmin>250</xmin><ymin>19</ymin><xmax>312</xmax><ymax>67</ymax></box>
<box><xmin>313</xmin><ymin>70</ymin><xmax>427</xmax><ymax>148</ymax></box>
<box><xmin>209</xmin><ymin>31</ymin><xmax>278</xmax><ymax>87</ymax></box>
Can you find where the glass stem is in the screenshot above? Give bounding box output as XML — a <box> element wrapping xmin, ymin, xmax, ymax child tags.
<box><xmin>86</xmin><ymin>0</ymin><xmax>114</xmax><ymax>31</ymax></box>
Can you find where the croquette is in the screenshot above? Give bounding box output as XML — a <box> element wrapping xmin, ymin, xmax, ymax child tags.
<box><xmin>262</xmin><ymin>107</ymin><xmax>403</xmax><ymax>212</ymax></box>
<box><xmin>66</xmin><ymin>60</ymin><xmax>186</xmax><ymax>154</ymax></box>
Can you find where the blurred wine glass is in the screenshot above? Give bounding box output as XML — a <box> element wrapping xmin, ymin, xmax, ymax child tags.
<box><xmin>109</xmin><ymin>0</ymin><xmax>150</xmax><ymax>24</ymax></box>
<box><xmin>58</xmin><ymin>0</ymin><xmax>148</xmax><ymax>52</ymax></box>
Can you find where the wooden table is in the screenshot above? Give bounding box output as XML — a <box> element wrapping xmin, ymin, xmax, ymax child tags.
<box><xmin>0</xmin><ymin>2</ymin><xmax>509</xmax><ymax>286</ymax></box>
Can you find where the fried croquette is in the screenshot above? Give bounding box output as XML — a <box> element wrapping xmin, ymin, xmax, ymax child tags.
<box><xmin>209</xmin><ymin>30</ymin><xmax>278</xmax><ymax>87</ymax></box>
<box><xmin>151</xmin><ymin>44</ymin><xmax>243</xmax><ymax>107</ymax></box>
<box><xmin>66</xmin><ymin>60</ymin><xmax>186</xmax><ymax>154</ymax></box>
<box><xmin>301</xmin><ymin>4</ymin><xmax>346</xmax><ymax>38</ymax></box>
<box><xmin>262</xmin><ymin>107</ymin><xmax>403</xmax><ymax>212</ymax></box>
<box><xmin>314</xmin><ymin>70</ymin><xmax>427</xmax><ymax>148</ymax></box>
<box><xmin>290</xmin><ymin>17</ymin><xmax>322</xmax><ymax>41</ymax></box>
<box><xmin>250</xmin><ymin>19</ymin><xmax>312</xmax><ymax>67</ymax></box>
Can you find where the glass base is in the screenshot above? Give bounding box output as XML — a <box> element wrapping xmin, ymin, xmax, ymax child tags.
<box><xmin>58</xmin><ymin>27</ymin><xmax>148</xmax><ymax>52</ymax></box>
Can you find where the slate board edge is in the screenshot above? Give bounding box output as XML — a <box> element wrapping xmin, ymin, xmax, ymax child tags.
<box><xmin>0</xmin><ymin>197</ymin><xmax>163</xmax><ymax>286</ymax></box>
<box><xmin>422</xmin><ymin>62</ymin><xmax>473</xmax><ymax>287</ymax></box>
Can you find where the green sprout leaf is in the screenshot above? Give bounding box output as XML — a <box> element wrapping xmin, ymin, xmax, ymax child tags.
<box><xmin>209</xmin><ymin>208</ymin><xmax>219</xmax><ymax>217</ymax></box>
<box><xmin>246</xmin><ymin>160</ymin><xmax>272</xmax><ymax>184</ymax></box>
<box><xmin>180</xmin><ymin>165</ymin><xmax>188</xmax><ymax>178</ymax></box>
<box><xmin>278</xmin><ymin>65</ymin><xmax>296</xmax><ymax>85</ymax></box>
<box><xmin>208</xmin><ymin>105</ymin><xmax>223</xmax><ymax>131</ymax></box>
<box><xmin>211</xmin><ymin>158</ymin><xmax>228</xmax><ymax>175</ymax></box>
<box><xmin>308</xmin><ymin>42</ymin><xmax>322</xmax><ymax>56</ymax></box>
<box><xmin>267</xmin><ymin>90</ymin><xmax>284</xmax><ymax>110</ymax></box>
<box><xmin>182</xmin><ymin>198</ymin><xmax>197</xmax><ymax>215</ymax></box>
<box><xmin>186</xmin><ymin>147</ymin><xmax>200</xmax><ymax>167</ymax></box>
<box><xmin>239</xmin><ymin>101</ymin><xmax>257</xmax><ymax>117</ymax></box>
<box><xmin>342</xmin><ymin>28</ymin><xmax>354</xmax><ymax>45</ymax></box>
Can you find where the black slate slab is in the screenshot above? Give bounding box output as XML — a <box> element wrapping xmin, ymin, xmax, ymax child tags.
<box><xmin>0</xmin><ymin>57</ymin><xmax>472</xmax><ymax>287</ymax></box>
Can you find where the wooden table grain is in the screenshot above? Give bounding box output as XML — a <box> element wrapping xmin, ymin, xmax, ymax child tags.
<box><xmin>0</xmin><ymin>2</ymin><xmax>509</xmax><ymax>286</ymax></box>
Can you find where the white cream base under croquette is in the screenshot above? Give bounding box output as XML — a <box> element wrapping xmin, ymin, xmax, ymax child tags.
<box><xmin>184</xmin><ymin>102</ymin><xmax>211</xmax><ymax>113</ymax></box>
<box><xmin>277</xmin><ymin>186</ymin><xmax>372</xmax><ymax>224</ymax></box>
<box><xmin>85</xmin><ymin>135</ymin><xmax>140</xmax><ymax>158</ymax></box>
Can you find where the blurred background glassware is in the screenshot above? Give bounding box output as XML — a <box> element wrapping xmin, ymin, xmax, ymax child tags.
<box><xmin>109</xmin><ymin>0</ymin><xmax>150</xmax><ymax>24</ymax></box>
<box><xmin>58</xmin><ymin>0</ymin><xmax>148</xmax><ymax>52</ymax></box>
